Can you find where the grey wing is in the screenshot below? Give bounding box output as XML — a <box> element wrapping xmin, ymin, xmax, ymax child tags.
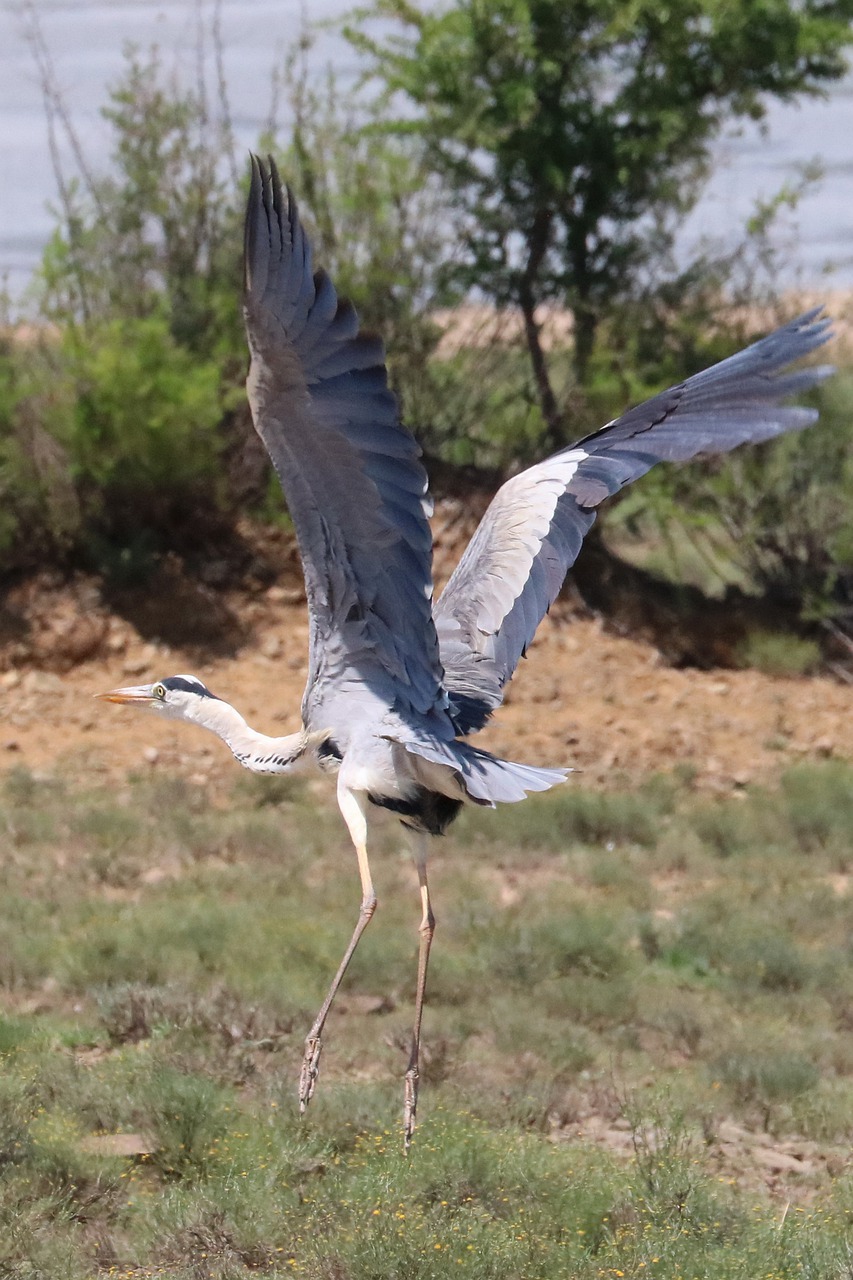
<box><xmin>244</xmin><ymin>156</ymin><xmax>446</xmax><ymax>724</ymax></box>
<box><xmin>435</xmin><ymin>309</ymin><xmax>833</xmax><ymax>733</ymax></box>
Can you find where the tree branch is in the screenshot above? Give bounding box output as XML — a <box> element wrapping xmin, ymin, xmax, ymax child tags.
<box><xmin>517</xmin><ymin>206</ymin><xmax>563</xmax><ymax>450</ymax></box>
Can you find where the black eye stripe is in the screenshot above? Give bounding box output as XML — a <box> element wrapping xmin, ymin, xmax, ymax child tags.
<box><xmin>160</xmin><ymin>676</ymin><xmax>219</xmax><ymax>699</ymax></box>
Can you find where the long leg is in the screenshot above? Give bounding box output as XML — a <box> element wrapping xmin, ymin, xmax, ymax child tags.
<box><xmin>403</xmin><ymin>831</ymin><xmax>435</xmax><ymax>1150</ymax></box>
<box><xmin>299</xmin><ymin>784</ymin><xmax>376</xmax><ymax>1114</ymax></box>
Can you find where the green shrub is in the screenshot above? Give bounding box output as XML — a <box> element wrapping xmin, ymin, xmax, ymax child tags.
<box><xmin>713</xmin><ymin>1049</ymin><xmax>819</xmax><ymax>1112</ymax></box>
<box><xmin>66</xmin><ymin>317</ymin><xmax>222</xmax><ymax>493</ymax></box>
<box><xmin>728</xmin><ymin>932</ymin><xmax>811</xmax><ymax>992</ymax></box>
<box><xmin>492</xmin><ymin>911</ymin><xmax>630</xmax><ymax>985</ymax></box>
<box><xmin>735</xmin><ymin>630</ymin><xmax>822</xmax><ymax>677</ymax></box>
<box><xmin>689</xmin><ymin>796</ymin><xmax>784</xmax><ymax>859</ymax></box>
<box><xmin>140</xmin><ymin>1067</ymin><xmax>232</xmax><ymax>1179</ymax></box>
<box><xmin>779</xmin><ymin>761</ymin><xmax>853</xmax><ymax>852</ymax></box>
<box><xmin>462</xmin><ymin>782</ymin><xmax>671</xmax><ymax>852</ymax></box>
<box><xmin>63</xmin><ymin>315</ymin><xmax>225</xmax><ymax>551</ymax></box>
<box><xmin>0</xmin><ymin>337</ymin><xmax>80</xmax><ymax>563</ymax></box>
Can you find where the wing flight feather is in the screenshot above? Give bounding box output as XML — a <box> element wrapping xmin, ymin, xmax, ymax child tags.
<box><xmin>435</xmin><ymin>309</ymin><xmax>833</xmax><ymax>733</ymax></box>
<box><xmin>243</xmin><ymin>156</ymin><xmax>445</xmax><ymax>723</ymax></box>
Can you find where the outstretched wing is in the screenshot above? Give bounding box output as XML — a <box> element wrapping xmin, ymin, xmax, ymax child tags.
<box><xmin>435</xmin><ymin>309</ymin><xmax>833</xmax><ymax>733</ymax></box>
<box><xmin>243</xmin><ymin>155</ymin><xmax>445</xmax><ymax>724</ymax></box>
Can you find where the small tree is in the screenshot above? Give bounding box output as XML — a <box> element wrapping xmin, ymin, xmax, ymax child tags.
<box><xmin>22</xmin><ymin>41</ymin><xmax>242</xmax><ymax>563</ymax></box>
<box><xmin>347</xmin><ymin>0</ymin><xmax>853</xmax><ymax>446</ymax></box>
<box><xmin>38</xmin><ymin>45</ymin><xmax>244</xmax><ymax>367</ymax></box>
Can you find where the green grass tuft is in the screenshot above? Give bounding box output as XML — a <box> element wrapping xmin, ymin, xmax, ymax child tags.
<box><xmin>735</xmin><ymin>630</ymin><xmax>822</xmax><ymax>677</ymax></box>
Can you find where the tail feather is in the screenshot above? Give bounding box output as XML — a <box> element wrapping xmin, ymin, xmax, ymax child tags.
<box><xmin>398</xmin><ymin>735</ymin><xmax>569</xmax><ymax>806</ymax></box>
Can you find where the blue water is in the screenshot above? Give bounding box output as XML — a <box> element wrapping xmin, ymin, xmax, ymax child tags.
<box><xmin>1</xmin><ymin>0</ymin><xmax>851</xmax><ymax>302</ymax></box>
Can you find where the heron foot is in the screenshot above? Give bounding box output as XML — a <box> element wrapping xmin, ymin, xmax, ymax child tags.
<box><xmin>299</xmin><ymin>1036</ymin><xmax>323</xmax><ymax>1113</ymax></box>
<box><xmin>403</xmin><ymin>1064</ymin><xmax>419</xmax><ymax>1151</ymax></box>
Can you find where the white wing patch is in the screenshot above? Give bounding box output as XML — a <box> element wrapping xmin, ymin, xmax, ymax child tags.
<box><xmin>463</xmin><ymin>448</ymin><xmax>587</xmax><ymax>639</ymax></box>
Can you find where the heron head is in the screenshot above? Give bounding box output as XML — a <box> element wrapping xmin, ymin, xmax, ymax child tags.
<box><xmin>95</xmin><ymin>674</ymin><xmax>221</xmax><ymax>722</ymax></box>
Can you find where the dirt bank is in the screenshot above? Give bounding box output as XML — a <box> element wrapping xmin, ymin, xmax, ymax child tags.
<box><xmin>0</xmin><ymin>562</ymin><xmax>848</xmax><ymax>793</ymax></box>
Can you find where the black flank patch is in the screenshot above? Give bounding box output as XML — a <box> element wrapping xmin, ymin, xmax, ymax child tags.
<box><xmin>367</xmin><ymin>789</ymin><xmax>462</xmax><ymax>837</ymax></box>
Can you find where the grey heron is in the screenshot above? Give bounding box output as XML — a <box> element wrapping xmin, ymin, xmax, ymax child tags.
<box><xmin>98</xmin><ymin>155</ymin><xmax>833</xmax><ymax>1146</ymax></box>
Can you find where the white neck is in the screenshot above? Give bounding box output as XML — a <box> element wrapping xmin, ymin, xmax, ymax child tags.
<box><xmin>184</xmin><ymin>697</ymin><xmax>314</xmax><ymax>774</ymax></box>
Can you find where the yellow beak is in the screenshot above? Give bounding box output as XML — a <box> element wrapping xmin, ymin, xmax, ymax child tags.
<box><xmin>95</xmin><ymin>684</ymin><xmax>157</xmax><ymax>705</ymax></box>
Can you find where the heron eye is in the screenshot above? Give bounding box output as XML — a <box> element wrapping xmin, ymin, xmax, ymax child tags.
<box><xmin>153</xmin><ymin>683</ymin><xmax>166</xmax><ymax>700</ymax></box>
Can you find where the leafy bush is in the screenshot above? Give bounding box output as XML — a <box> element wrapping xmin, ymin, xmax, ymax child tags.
<box><xmin>460</xmin><ymin>779</ymin><xmax>674</xmax><ymax>851</ymax></box>
<box><xmin>735</xmin><ymin>630</ymin><xmax>822</xmax><ymax>676</ymax></box>
<box><xmin>141</xmin><ymin>1067</ymin><xmax>233</xmax><ymax>1179</ymax></box>
<box><xmin>492</xmin><ymin>912</ymin><xmax>629</xmax><ymax>985</ymax></box>
<box><xmin>0</xmin><ymin>336</ymin><xmax>79</xmax><ymax>563</ymax></box>
<box><xmin>779</xmin><ymin>761</ymin><xmax>853</xmax><ymax>852</ymax></box>
<box><xmin>713</xmin><ymin>1049</ymin><xmax>819</xmax><ymax>1113</ymax></box>
<box><xmin>64</xmin><ymin>315</ymin><xmax>224</xmax><ymax>537</ymax></box>
<box><xmin>0</xmin><ymin>317</ymin><xmax>225</xmax><ymax>568</ymax></box>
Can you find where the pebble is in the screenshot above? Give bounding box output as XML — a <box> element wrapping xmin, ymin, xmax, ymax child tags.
<box><xmin>22</xmin><ymin>670</ymin><xmax>63</xmax><ymax>694</ymax></box>
<box><xmin>142</xmin><ymin>747</ymin><xmax>159</xmax><ymax>765</ymax></box>
<box><xmin>141</xmin><ymin>867</ymin><xmax>168</xmax><ymax>886</ymax></box>
<box><xmin>79</xmin><ymin>1133</ymin><xmax>154</xmax><ymax>1158</ymax></box>
<box><xmin>752</xmin><ymin>1147</ymin><xmax>812</xmax><ymax>1174</ymax></box>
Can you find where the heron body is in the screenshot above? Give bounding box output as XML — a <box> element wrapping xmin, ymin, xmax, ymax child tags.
<box><xmin>99</xmin><ymin>156</ymin><xmax>833</xmax><ymax>1146</ymax></box>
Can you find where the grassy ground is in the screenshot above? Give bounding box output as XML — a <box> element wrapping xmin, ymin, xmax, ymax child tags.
<box><xmin>1</xmin><ymin>759</ymin><xmax>852</xmax><ymax>1278</ymax></box>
